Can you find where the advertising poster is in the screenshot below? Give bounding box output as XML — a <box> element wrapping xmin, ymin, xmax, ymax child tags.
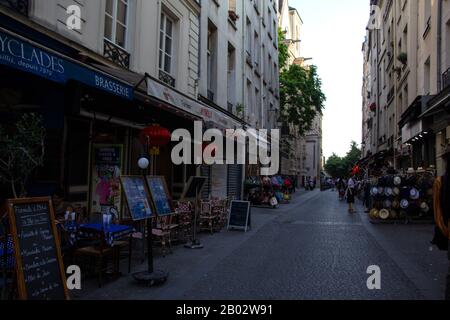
<box><xmin>91</xmin><ymin>144</ymin><xmax>123</xmax><ymax>215</ymax></box>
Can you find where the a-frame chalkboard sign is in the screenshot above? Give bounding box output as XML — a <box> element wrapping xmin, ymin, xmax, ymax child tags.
<box><xmin>7</xmin><ymin>197</ymin><xmax>69</xmax><ymax>300</ymax></box>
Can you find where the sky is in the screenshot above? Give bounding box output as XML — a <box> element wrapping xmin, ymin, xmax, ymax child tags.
<box><xmin>289</xmin><ymin>0</ymin><xmax>370</xmax><ymax>159</ymax></box>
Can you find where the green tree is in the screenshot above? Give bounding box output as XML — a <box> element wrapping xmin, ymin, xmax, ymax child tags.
<box><xmin>279</xmin><ymin>64</ymin><xmax>326</xmax><ymax>136</ymax></box>
<box><xmin>277</xmin><ymin>28</ymin><xmax>326</xmax><ymax>136</ymax></box>
<box><xmin>0</xmin><ymin>113</ymin><xmax>46</xmax><ymax>198</ymax></box>
<box><xmin>325</xmin><ymin>142</ymin><xmax>362</xmax><ymax>178</ymax></box>
<box><xmin>278</xmin><ymin>28</ymin><xmax>289</xmax><ymax>68</ymax></box>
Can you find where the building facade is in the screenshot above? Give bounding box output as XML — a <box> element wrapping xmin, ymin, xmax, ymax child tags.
<box><xmin>362</xmin><ymin>0</ymin><xmax>450</xmax><ymax>177</ymax></box>
<box><xmin>0</xmin><ymin>0</ymin><xmax>280</xmax><ymax>215</ymax></box>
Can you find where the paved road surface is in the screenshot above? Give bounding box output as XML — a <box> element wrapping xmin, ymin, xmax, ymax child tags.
<box><xmin>78</xmin><ymin>189</ymin><xmax>447</xmax><ymax>300</ymax></box>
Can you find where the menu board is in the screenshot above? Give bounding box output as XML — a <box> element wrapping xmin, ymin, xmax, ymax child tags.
<box><xmin>228</xmin><ymin>201</ymin><xmax>251</xmax><ymax>232</ymax></box>
<box><xmin>146</xmin><ymin>176</ymin><xmax>173</xmax><ymax>216</ymax></box>
<box><xmin>7</xmin><ymin>197</ymin><xmax>69</xmax><ymax>300</ymax></box>
<box><xmin>120</xmin><ymin>176</ymin><xmax>153</xmax><ymax>221</ymax></box>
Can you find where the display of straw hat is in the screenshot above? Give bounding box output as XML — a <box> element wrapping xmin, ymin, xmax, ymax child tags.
<box><xmin>379</xmin><ymin>209</ymin><xmax>390</xmax><ymax>220</ymax></box>
<box><xmin>400</xmin><ymin>199</ymin><xmax>410</xmax><ymax>209</ymax></box>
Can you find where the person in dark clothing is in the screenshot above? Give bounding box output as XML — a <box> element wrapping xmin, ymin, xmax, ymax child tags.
<box><xmin>433</xmin><ymin>146</ymin><xmax>450</xmax><ymax>300</ymax></box>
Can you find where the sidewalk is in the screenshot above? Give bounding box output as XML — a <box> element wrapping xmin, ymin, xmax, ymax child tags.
<box><xmin>74</xmin><ymin>190</ymin><xmax>312</xmax><ymax>300</ymax></box>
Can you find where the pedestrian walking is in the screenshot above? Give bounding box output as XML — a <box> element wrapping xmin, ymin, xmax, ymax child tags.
<box><xmin>345</xmin><ymin>175</ymin><xmax>356</xmax><ymax>214</ymax></box>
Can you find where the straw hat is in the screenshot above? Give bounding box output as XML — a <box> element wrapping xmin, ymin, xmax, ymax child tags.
<box><xmin>384</xmin><ymin>187</ymin><xmax>393</xmax><ymax>197</ymax></box>
<box><xmin>379</xmin><ymin>209</ymin><xmax>390</xmax><ymax>220</ymax></box>
<box><xmin>410</xmin><ymin>188</ymin><xmax>420</xmax><ymax>200</ymax></box>
<box><xmin>370</xmin><ymin>208</ymin><xmax>379</xmax><ymax>219</ymax></box>
<box><xmin>393</xmin><ymin>187</ymin><xmax>400</xmax><ymax>196</ymax></box>
<box><xmin>394</xmin><ymin>176</ymin><xmax>402</xmax><ymax>186</ymax></box>
<box><xmin>400</xmin><ymin>199</ymin><xmax>410</xmax><ymax>209</ymax></box>
<box><xmin>420</xmin><ymin>202</ymin><xmax>430</xmax><ymax>213</ymax></box>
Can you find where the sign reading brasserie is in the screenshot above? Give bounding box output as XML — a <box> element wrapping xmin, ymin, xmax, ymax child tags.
<box><xmin>0</xmin><ymin>30</ymin><xmax>133</xmax><ymax>100</ymax></box>
<box><xmin>7</xmin><ymin>197</ymin><xmax>69</xmax><ymax>300</ymax></box>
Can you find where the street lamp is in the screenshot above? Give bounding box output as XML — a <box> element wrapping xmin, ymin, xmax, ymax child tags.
<box><xmin>132</xmin><ymin>155</ymin><xmax>169</xmax><ymax>286</ymax></box>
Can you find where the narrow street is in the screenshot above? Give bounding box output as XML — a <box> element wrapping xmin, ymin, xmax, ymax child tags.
<box><xmin>78</xmin><ymin>190</ymin><xmax>447</xmax><ymax>300</ymax></box>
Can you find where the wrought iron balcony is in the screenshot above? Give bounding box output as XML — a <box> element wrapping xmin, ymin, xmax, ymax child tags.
<box><xmin>0</xmin><ymin>0</ymin><xmax>29</xmax><ymax>17</ymax></box>
<box><xmin>159</xmin><ymin>70</ymin><xmax>176</xmax><ymax>88</ymax></box>
<box><xmin>443</xmin><ymin>67</ymin><xmax>450</xmax><ymax>91</ymax></box>
<box><xmin>103</xmin><ymin>40</ymin><xmax>130</xmax><ymax>69</ymax></box>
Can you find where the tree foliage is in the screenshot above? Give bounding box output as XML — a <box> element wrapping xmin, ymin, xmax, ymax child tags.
<box><xmin>0</xmin><ymin>113</ymin><xmax>46</xmax><ymax>198</ymax></box>
<box><xmin>324</xmin><ymin>141</ymin><xmax>362</xmax><ymax>178</ymax></box>
<box><xmin>278</xmin><ymin>29</ymin><xmax>326</xmax><ymax>136</ymax></box>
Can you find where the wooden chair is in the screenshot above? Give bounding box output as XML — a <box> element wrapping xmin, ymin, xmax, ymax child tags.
<box><xmin>199</xmin><ymin>200</ymin><xmax>218</xmax><ymax>234</ymax></box>
<box><xmin>152</xmin><ymin>215</ymin><xmax>177</xmax><ymax>257</ymax></box>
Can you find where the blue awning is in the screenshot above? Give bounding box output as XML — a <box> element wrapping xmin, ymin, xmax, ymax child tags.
<box><xmin>0</xmin><ymin>28</ymin><xmax>133</xmax><ymax>100</ymax></box>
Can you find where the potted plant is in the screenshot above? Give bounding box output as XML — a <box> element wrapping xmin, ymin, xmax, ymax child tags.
<box><xmin>397</xmin><ymin>52</ymin><xmax>407</xmax><ymax>65</ymax></box>
<box><xmin>228</xmin><ymin>10</ymin><xmax>239</xmax><ymax>22</ymax></box>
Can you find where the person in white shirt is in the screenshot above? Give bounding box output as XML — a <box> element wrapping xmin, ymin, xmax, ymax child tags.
<box><xmin>346</xmin><ymin>176</ymin><xmax>356</xmax><ymax>213</ymax></box>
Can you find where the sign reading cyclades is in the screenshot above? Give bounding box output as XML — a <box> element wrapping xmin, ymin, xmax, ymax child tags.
<box><xmin>0</xmin><ymin>30</ymin><xmax>133</xmax><ymax>100</ymax></box>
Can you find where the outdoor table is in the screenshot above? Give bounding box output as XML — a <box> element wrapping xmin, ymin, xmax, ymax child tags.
<box><xmin>77</xmin><ymin>223</ymin><xmax>134</xmax><ymax>247</ymax></box>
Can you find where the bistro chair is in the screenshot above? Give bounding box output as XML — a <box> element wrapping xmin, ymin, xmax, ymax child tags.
<box><xmin>152</xmin><ymin>215</ymin><xmax>176</xmax><ymax>257</ymax></box>
<box><xmin>175</xmin><ymin>202</ymin><xmax>193</xmax><ymax>243</ymax></box>
<box><xmin>199</xmin><ymin>200</ymin><xmax>218</xmax><ymax>234</ymax></box>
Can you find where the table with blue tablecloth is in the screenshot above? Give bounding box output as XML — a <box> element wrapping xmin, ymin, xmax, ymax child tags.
<box><xmin>77</xmin><ymin>223</ymin><xmax>134</xmax><ymax>247</ymax></box>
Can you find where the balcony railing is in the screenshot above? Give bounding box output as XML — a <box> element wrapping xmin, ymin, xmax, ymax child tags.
<box><xmin>0</xmin><ymin>0</ymin><xmax>29</xmax><ymax>17</ymax></box>
<box><xmin>443</xmin><ymin>67</ymin><xmax>450</xmax><ymax>91</ymax></box>
<box><xmin>103</xmin><ymin>40</ymin><xmax>130</xmax><ymax>69</ymax></box>
<box><xmin>159</xmin><ymin>70</ymin><xmax>176</xmax><ymax>88</ymax></box>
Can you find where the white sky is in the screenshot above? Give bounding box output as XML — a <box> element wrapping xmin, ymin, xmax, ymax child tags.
<box><xmin>289</xmin><ymin>0</ymin><xmax>370</xmax><ymax>159</ymax></box>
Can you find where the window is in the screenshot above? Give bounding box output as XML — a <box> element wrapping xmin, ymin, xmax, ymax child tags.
<box><xmin>159</xmin><ymin>12</ymin><xmax>174</xmax><ymax>76</ymax></box>
<box><xmin>424</xmin><ymin>57</ymin><xmax>431</xmax><ymax>95</ymax></box>
<box><xmin>246</xmin><ymin>18</ymin><xmax>252</xmax><ymax>58</ymax></box>
<box><xmin>247</xmin><ymin>80</ymin><xmax>253</xmax><ymax>120</ymax></box>
<box><xmin>424</xmin><ymin>0</ymin><xmax>431</xmax><ymax>31</ymax></box>
<box><xmin>268</xmin><ymin>54</ymin><xmax>272</xmax><ymax>85</ymax></box>
<box><xmin>104</xmin><ymin>0</ymin><xmax>129</xmax><ymax>48</ymax></box>
<box><xmin>254</xmin><ymin>31</ymin><xmax>260</xmax><ymax>69</ymax></box>
<box><xmin>207</xmin><ymin>22</ymin><xmax>218</xmax><ymax>100</ymax></box>
<box><xmin>227</xmin><ymin>44</ymin><xmax>236</xmax><ymax>108</ymax></box>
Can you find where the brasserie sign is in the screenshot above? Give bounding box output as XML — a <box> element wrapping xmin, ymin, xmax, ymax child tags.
<box><xmin>0</xmin><ymin>30</ymin><xmax>133</xmax><ymax>100</ymax></box>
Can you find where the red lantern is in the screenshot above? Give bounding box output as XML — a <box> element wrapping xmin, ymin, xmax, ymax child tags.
<box><xmin>140</xmin><ymin>124</ymin><xmax>171</xmax><ymax>155</ymax></box>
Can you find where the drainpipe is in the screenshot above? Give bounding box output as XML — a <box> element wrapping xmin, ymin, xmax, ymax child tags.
<box><xmin>196</xmin><ymin>0</ymin><xmax>202</xmax><ymax>99</ymax></box>
<box><xmin>437</xmin><ymin>0</ymin><xmax>443</xmax><ymax>92</ymax></box>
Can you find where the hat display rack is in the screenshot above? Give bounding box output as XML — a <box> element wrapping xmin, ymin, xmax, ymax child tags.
<box><xmin>368</xmin><ymin>170</ymin><xmax>435</xmax><ymax>222</ymax></box>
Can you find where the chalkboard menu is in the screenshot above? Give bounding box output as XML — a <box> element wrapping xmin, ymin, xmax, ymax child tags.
<box><xmin>120</xmin><ymin>176</ymin><xmax>153</xmax><ymax>221</ymax></box>
<box><xmin>181</xmin><ymin>176</ymin><xmax>207</xmax><ymax>200</ymax></box>
<box><xmin>228</xmin><ymin>201</ymin><xmax>251</xmax><ymax>232</ymax></box>
<box><xmin>7</xmin><ymin>197</ymin><xmax>69</xmax><ymax>300</ymax></box>
<box><xmin>146</xmin><ymin>176</ymin><xmax>173</xmax><ymax>216</ymax></box>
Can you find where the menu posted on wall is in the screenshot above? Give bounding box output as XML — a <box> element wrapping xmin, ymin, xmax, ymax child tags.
<box><xmin>7</xmin><ymin>197</ymin><xmax>69</xmax><ymax>300</ymax></box>
<box><xmin>120</xmin><ymin>176</ymin><xmax>153</xmax><ymax>221</ymax></box>
<box><xmin>228</xmin><ymin>201</ymin><xmax>251</xmax><ymax>232</ymax></box>
<box><xmin>146</xmin><ymin>176</ymin><xmax>173</xmax><ymax>216</ymax></box>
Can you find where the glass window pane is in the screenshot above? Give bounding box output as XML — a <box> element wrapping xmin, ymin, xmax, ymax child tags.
<box><xmin>104</xmin><ymin>16</ymin><xmax>113</xmax><ymax>40</ymax></box>
<box><xmin>159</xmin><ymin>31</ymin><xmax>164</xmax><ymax>51</ymax></box>
<box><xmin>164</xmin><ymin>54</ymin><xmax>171</xmax><ymax>73</ymax></box>
<box><xmin>117</xmin><ymin>0</ymin><xmax>128</xmax><ymax>25</ymax></box>
<box><xmin>116</xmin><ymin>23</ymin><xmax>126</xmax><ymax>47</ymax></box>
<box><xmin>160</xmin><ymin>14</ymin><xmax>165</xmax><ymax>31</ymax></box>
<box><xmin>166</xmin><ymin>19</ymin><xmax>173</xmax><ymax>37</ymax></box>
<box><xmin>105</xmin><ymin>0</ymin><xmax>113</xmax><ymax>15</ymax></box>
<box><xmin>165</xmin><ymin>37</ymin><xmax>172</xmax><ymax>55</ymax></box>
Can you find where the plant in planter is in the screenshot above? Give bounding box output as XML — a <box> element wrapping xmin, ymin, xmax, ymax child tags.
<box><xmin>236</xmin><ymin>103</ymin><xmax>244</xmax><ymax>118</ymax></box>
<box><xmin>397</xmin><ymin>52</ymin><xmax>407</xmax><ymax>65</ymax></box>
<box><xmin>0</xmin><ymin>113</ymin><xmax>46</xmax><ymax>198</ymax></box>
<box><xmin>228</xmin><ymin>10</ymin><xmax>239</xmax><ymax>22</ymax></box>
